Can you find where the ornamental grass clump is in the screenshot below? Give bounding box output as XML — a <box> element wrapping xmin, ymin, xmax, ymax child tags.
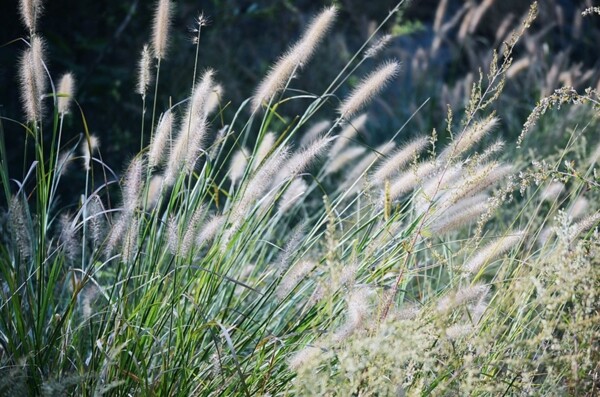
<box><xmin>1</xmin><ymin>1</ymin><xmax>599</xmax><ymax>396</ymax></box>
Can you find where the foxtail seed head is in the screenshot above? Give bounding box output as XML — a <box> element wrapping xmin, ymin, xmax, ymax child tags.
<box><xmin>152</xmin><ymin>0</ymin><xmax>173</xmax><ymax>59</ymax></box>
<box><xmin>57</xmin><ymin>72</ymin><xmax>75</xmax><ymax>115</ymax></box>
<box><xmin>338</xmin><ymin>61</ymin><xmax>400</xmax><ymax>118</ymax></box>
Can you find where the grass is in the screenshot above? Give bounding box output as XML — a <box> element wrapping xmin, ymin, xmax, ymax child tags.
<box><xmin>0</xmin><ymin>1</ymin><xmax>599</xmax><ymax>396</ymax></box>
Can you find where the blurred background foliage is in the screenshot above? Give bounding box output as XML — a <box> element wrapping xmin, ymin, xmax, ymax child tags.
<box><xmin>1</xmin><ymin>0</ymin><xmax>599</xmax><ymax>185</ymax></box>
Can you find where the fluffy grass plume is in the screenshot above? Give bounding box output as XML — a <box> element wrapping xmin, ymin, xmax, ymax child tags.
<box><xmin>371</xmin><ymin>136</ymin><xmax>429</xmax><ymax>184</ymax></box>
<box><xmin>251</xmin><ymin>6</ymin><xmax>337</xmax><ymax>111</ymax></box>
<box><xmin>19</xmin><ymin>0</ymin><xmax>43</xmax><ymax>32</ymax></box>
<box><xmin>57</xmin><ymin>72</ymin><xmax>75</xmax><ymax>114</ymax></box>
<box><xmin>464</xmin><ymin>231</ymin><xmax>524</xmax><ymax>274</ymax></box>
<box><xmin>338</xmin><ymin>61</ymin><xmax>400</xmax><ymax>118</ymax></box>
<box><xmin>152</xmin><ymin>0</ymin><xmax>173</xmax><ymax>60</ymax></box>
<box><xmin>136</xmin><ymin>44</ymin><xmax>152</xmax><ymax>97</ymax></box>
<box><xmin>148</xmin><ymin>109</ymin><xmax>173</xmax><ymax>168</ymax></box>
<box><xmin>19</xmin><ymin>36</ymin><xmax>46</xmax><ymax>122</ymax></box>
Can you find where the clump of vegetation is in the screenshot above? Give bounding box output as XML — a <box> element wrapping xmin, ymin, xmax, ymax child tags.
<box><xmin>1</xmin><ymin>1</ymin><xmax>599</xmax><ymax>396</ymax></box>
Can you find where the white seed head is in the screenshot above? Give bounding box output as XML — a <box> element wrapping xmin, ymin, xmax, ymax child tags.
<box><xmin>19</xmin><ymin>36</ymin><xmax>47</xmax><ymax>122</ymax></box>
<box><xmin>364</xmin><ymin>34</ymin><xmax>393</xmax><ymax>58</ymax></box>
<box><xmin>464</xmin><ymin>231</ymin><xmax>524</xmax><ymax>274</ymax></box>
<box><xmin>57</xmin><ymin>72</ymin><xmax>75</xmax><ymax>114</ymax></box>
<box><xmin>371</xmin><ymin>136</ymin><xmax>429</xmax><ymax>184</ymax></box>
<box><xmin>276</xmin><ymin>260</ymin><xmax>316</xmax><ymax>300</ymax></box>
<box><xmin>300</xmin><ymin>120</ymin><xmax>331</xmax><ymax>147</ymax></box>
<box><xmin>144</xmin><ymin>175</ymin><xmax>164</xmax><ymax>210</ymax></box>
<box><xmin>229</xmin><ymin>147</ymin><xmax>249</xmax><ymax>183</ymax></box>
<box><xmin>540</xmin><ymin>182</ymin><xmax>564</xmax><ymax>202</ymax></box>
<box><xmin>278</xmin><ymin>178</ymin><xmax>308</xmax><ymax>213</ymax></box>
<box><xmin>122</xmin><ymin>157</ymin><xmax>144</xmax><ymax>215</ymax></box>
<box><xmin>196</xmin><ymin>214</ymin><xmax>225</xmax><ymax>246</ymax></box>
<box><xmin>205</xmin><ymin>84</ymin><xmax>223</xmax><ymax>116</ymax></box>
<box><xmin>326</xmin><ymin>146</ymin><xmax>366</xmax><ymax>174</ymax></box>
<box><xmin>148</xmin><ymin>109</ymin><xmax>174</xmax><ymax>168</ymax></box>
<box><xmin>59</xmin><ymin>213</ymin><xmax>78</xmax><ymax>263</ymax></box>
<box><xmin>389</xmin><ymin>161</ymin><xmax>437</xmax><ymax>200</ymax></box>
<box><xmin>253</xmin><ymin>132</ymin><xmax>277</xmax><ymax>171</ymax></box>
<box><xmin>152</xmin><ymin>0</ymin><xmax>173</xmax><ymax>59</ymax></box>
<box><xmin>251</xmin><ymin>6</ymin><xmax>337</xmax><ymax>111</ymax></box>
<box><xmin>136</xmin><ymin>44</ymin><xmax>152</xmax><ymax>96</ymax></box>
<box><xmin>277</xmin><ymin>136</ymin><xmax>332</xmax><ymax>184</ymax></box>
<box><xmin>567</xmin><ymin>196</ymin><xmax>588</xmax><ymax>220</ymax></box>
<box><xmin>9</xmin><ymin>196</ymin><xmax>32</xmax><ymax>259</ymax></box>
<box><xmin>439</xmin><ymin>116</ymin><xmax>499</xmax><ymax>163</ymax></box>
<box><xmin>288</xmin><ymin>346</ymin><xmax>322</xmax><ymax>371</ymax></box>
<box><xmin>180</xmin><ymin>205</ymin><xmax>206</xmax><ymax>257</ymax></box>
<box><xmin>329</xmin><ymin>114</ymin><xmax>368</xmax><ymax>159</ymax></box>
<box><xmin>428</xmin><ymin>194</ymin><xmax>490</xmax><ymax>234</ymax></box>
<box><xmin>338</xmin><ymin>61</ymin><xmax>400</xmax><ymax>118</ymax></box>
<box><xmin>81</xmin><ymin>135</ymin><xmax>100</xmax><ymax>171</ymax></box>
<box><xmin>19</xmin><ymin>0</ymin><xmax>43</xmax><ymax>32</ymax></box>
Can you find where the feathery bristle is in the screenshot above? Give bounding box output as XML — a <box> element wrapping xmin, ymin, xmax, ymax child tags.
<box><xmin>59</xmin><ymin>213</ymin><xmax>78</xmax><ymax>263</ymax></box>
<box><xmin>288</xmin><ymin>346</ymin><xmax>322</xmax><ymax>371</ymax></box>
<box><xmin>167</xmin><ymin>216</ymin><xmax>179</xmax><ymax>255</ymax></box>
<box><xmin>333</xmin><ymin>287</ymin><xmax>372</xmax><ymax>342</ymax></box>
<box><xmin>136</xmin><ymin>44</ymin><xmax>152</xmax><ymax>96</ymax></box>
<box><xmin>300</xmin><ymin>120</ymin><xmax>331</xmax><ymax>147</ymax></box>
<box><xmin>253</xmin><ymin>132</ymin><xmax>276</xmax><ymax>171</ymax></box>
<box><xmin>278</xmin><ymin>178</ymin><xmax>308</xmax><ymax>213</ymax></box>
<box><xmin>275</xmin><ymin>224</ymin><xmax>305</xmax><ymax>271</ymax></box>
<box><xmin>364</xmin><ymin>34</ymin><xmax>393</xmax><ymax>58</ymax></box>
<box><xmin>57</xmin><ymin>72</ymin><xmax>75</xmax><ymax>114</ymax></box>
<box><xmin>57</xmin><ymin>151</ymin><xmax>74</xmax><ymax>176</ymax></box>
<box><xmin>205</xmin><ymin>84</ymin><xmax>223</xmax><ymax>116</ymax></box>
<box><xmin>122</xmin><ymin>157</ymin><xmax>144</xmax><ymax>215</ymax></box>
<box><xmin>389</xmin><ymin>161</ymin><xmax>437</xmax><ymax>200</ymax></box>
<box><xmin>464</xmin><ymin>231</ymin><xmax>524</xmax><ymax>274</ymax></box>
<box><xmin>439</xmin><ymin>116</ymin><xmax>499</xmax><ymax>162</ymax></box>
<box><xmin>338</xmin><ymin>61</ymin><xmax>400</xmax><ymax>118</ymax></box>
<box><xmin>329</xmin><ymin>114</ymin><xmax>368</xmax><ymax>159</ymax></box>
<box><xmin>165</xmin><ymin>70</ymin><xmax>214</xmax><ymax>185</ymax></box>
<box><xmin>196</xmin><ymin>214</ymin><xmax>225</xmax><ymax>246</ymax></box>
<box><xmin>81</xmin><ymin>135</ymin><xmax>100</xmax><ymax>171</ymax></box>
<box><xmin>277</xmin><ymin>136</ymin><xmax>331</xmax><ymax>184</ymax></box>
<box><xmin>326</xmin><ymin>146</ymin><xmax>366</xmax><ymax>174</ymax></box>
<box><xmin>428</xmin><ymin>194</ymin><xmax>490</xmax><ymax>234</ymax></box>
<box><xmin>251</xmin><ymin>6</ymin><xmax>337</xmax><ymax>111</ymax></box>
<box><xmin>371</xmin><ymin>136</ymin><xmax>429</xmax><ymax>184</ymax></box>
<box><xmin>276</xmin><ymin>260</ymin><xmax>316</xmax><ymax>300</ymax></box>
<box><xmin>19</xmin><ymin>0</ymin><xmax>43</xmax><ymax>32</ymax></box>
<box><xmin>540</xmin><ymin>182</ymin><xmax>564</xmax><ymax>202</ymax></box>
<box><xmin>572</xmin><ymin>211</ymin><xmax>600</xmax><ymax>239</ymax></box>
<box><xmin>144</xmin><ymin>175</ymin><xmax>164</xmax><ymax>210</ymax></box>
<box><xmin>446</xmin><ymin>324</ymin><xmax>474</xmax><ymax>341</ymax></box>
<box><xmin>106</xmin><ymin>215</ymin><xmax>128</xmax><ymax>258</ymax></box>
<box><xmin>87</xmin><ymin>195</ymin><xmax>105</xmax><ymax>246</ymax></box>
<box><xmin>439</xmin><ymin>163</ymin><xmax>513</xmax><ymax>209</ymax></box>
<box><xmin>437</xmin><ymin>284</ymin><xmax>490</xmax><ymax>313</ymax></box>
<box><xmin>152</xmin><ymin>0</ymin><xmax>173</xmax><ymax>60</ymax></box>
<box><xmin>234</xmin><ymin>147</ymin><xmax>289</xmax><ymax>220</ymax></box>
<box><xmin>19</xmin><ymin>36</ymin><xmax>47</xmax><ymax>122</ymax></box>
<box><xmin>180</xmin><ymin>205</ymin><xmax>206</xmax><ymax>257</ymax></box>
<box><xmin>568</xmin><ymin>196</ymin><xmax>588</xmax><ymax>220</ymax></box>
<box><xmin>9</xmin><ymin>196</ymin><xmax>32</xmax><ymax>260</ymax></box>
<box><xmin>121</xmin><ymin>217</ymin><xmax>139</xmax><ymax>264</ymax></box>
<box><xmin>148</xmin><ymin>109</ymin><xmax>173</xmax><ymax>168</ymax></box>
<box><xmin>414</xmin><ymin>164</ymin><xmax>464</xmax><ymax>214</ymax></box>
<box><xmin>229</xmin><ymin>147</ymin><xmax>249</xmax><ymax>183</ymax></box>
<box><xmin>344</xmin><ymin>142</ymin><xmax>396</xmax><ymax>188</ymax></box>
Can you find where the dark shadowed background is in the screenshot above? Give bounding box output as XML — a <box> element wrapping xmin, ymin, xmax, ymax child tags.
<box><xmin>1</xmin><ymin>0</ymin><xmax>598</xmax><ymax>198</ymax></box>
